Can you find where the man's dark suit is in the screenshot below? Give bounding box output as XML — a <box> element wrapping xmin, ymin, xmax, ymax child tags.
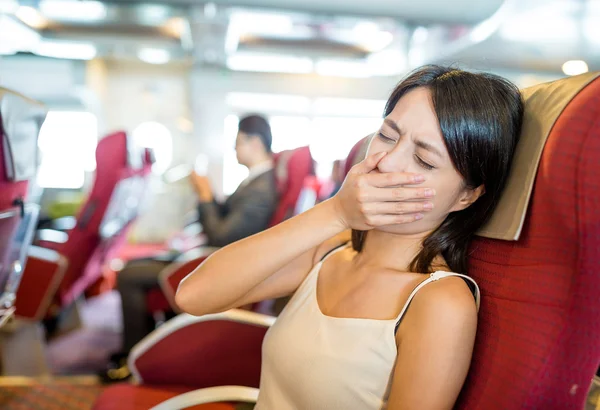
<box><xmin>117</xmin><ymin>169</ymin><xmax>277</xmax><ymax>351</ymax></box>
<box><xmin>198</xmin><ymin>169</ymin><xmax>278</xmax><ymax>247</ymax></box>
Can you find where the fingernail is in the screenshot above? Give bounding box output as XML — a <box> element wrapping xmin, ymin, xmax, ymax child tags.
<box><xmin>425</xmin><ymin>189</ymin><xmax>436</xmax><ymax>197</ymax></box>
<box><xmin>415</xmin><ymin>213</ymin><xmax>424</xmax><ymax>220</ymax></box>
<box><xmin>413</xmin><ymin>175</ymin><xmax>425</xmax><ymax>183</ymax></box>
<box><xmin>423</xmin><ymin>202</ymin><xmax>434</xmax><ymax>210</ymax></box>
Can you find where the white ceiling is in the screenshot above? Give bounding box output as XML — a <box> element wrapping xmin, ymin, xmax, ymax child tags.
<box><xmin>3</xmin><ymin>0</ymin><xmax>599</xmax><ymax>77</ymax></box>
<box><xmin>105</xmin><ymin>0</ymin><xmax>505</xmax><ymax>24</ymax></box>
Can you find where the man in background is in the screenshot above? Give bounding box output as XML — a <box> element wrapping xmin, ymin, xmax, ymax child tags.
<box><xmin>102</xmin><ymin>114</ymin><xmax>278</xmax><ymax>382</ymax></box>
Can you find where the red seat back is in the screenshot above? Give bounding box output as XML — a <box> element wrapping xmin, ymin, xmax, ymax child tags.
<box><xmin>343</xmin><ymin>136</ymin><xmax>369</xmax><ymax>177</ymax></box>
<box><xmin>270</xmin><ymin>146</ymin><xmax>313</xmax><ymax>226</ymax></box>
<box><xmin>0</xmin><ymin>88</ymin><xmax>45</xmax><ymax>321</ymax></box>
<box><xmin>457</xmin><ymin>76</ymin><xmax>600</xmax><ymax>409</ymax></box>
<box><xmin>55</xmin><ymin>131</ymin><xmax>140</xmax><ymax>306</ymax></box>
<box><xmin>130</xmin><ymin>310</ymin><xmax>273</xmax><ymax>388</ymax></box>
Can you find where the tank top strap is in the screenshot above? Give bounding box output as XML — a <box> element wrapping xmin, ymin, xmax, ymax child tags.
<box><xmin>394</xmin><ymin>271</ymin><xmax>480</xmax><ymax>331</ymax></box>
<box><xmin>319</xmin><ymin>241</ymin><xmax>351</xmax><ymax>263</ymax></box>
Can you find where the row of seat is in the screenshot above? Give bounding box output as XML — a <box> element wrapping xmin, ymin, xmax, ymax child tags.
<box><xmin>0</xmin><ymin>87</ymin><xmax>319</xmax><ymax>375</ymax></box>
<box><xmin>94</xmin><ymin>73</ymin><xmax>600</xmax><ymax>409</ymax></box>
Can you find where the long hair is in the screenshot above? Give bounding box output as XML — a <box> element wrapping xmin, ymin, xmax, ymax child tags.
<box><xmin>352</xmin><ymin>65</ymin><xmax>523</xmax><ymax>274</ymax></box>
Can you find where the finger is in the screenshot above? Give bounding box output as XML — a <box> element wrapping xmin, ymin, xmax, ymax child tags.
<box><xmin>365</xmin><ymin>171</ymin><xmax>425</xmax><ymax>188</ymax></box>
<box><xmin>366</xmin><ymin>213</ymin><xmax>424</xmax><ymax>227</ymax></box>
<box><xmin>352</xmin><ymin>151</ymin><xmax>386</xmax><ymax>175</ymax></box>
<box><xmin>368</xmin><ymin>201</ymin><xmax>434</xmax><ymax>215</ymax></box>
<box><xmin>368</xmin><ymin>186</ymin><xmax>436</xmax><ymax>201</ymax></box>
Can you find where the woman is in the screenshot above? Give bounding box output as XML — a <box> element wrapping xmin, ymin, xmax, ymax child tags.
<box><xmin>176</xmin><ymin>65</ymin><xmax>523</xmax><ymax>409</ymax></box>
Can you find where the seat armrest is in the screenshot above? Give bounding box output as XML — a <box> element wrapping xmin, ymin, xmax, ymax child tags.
<box><xmin>150</xmin><ymin>386</ymin><xmax>258</xmax><ymax>410</ymax></box>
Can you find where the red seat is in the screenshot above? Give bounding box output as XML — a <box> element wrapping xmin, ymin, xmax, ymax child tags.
<box><xmin>343</xmin><ymin>136</ymin><xmax>369</xmax><ymax>177</ymax></box>
<box><xmin>15</xmin><ymin>131</ymin><xmax>146</xmax><ymax>321</ymax></box>
<box><xmin>456</xmin><ymin>74</ymin><xmax>600</xmax><ymax>409</ymax></box>
<box><xmin>270</xmin><ymin>145</ymin><xmax>314</xmax><ymax>226</ymax></box>
<box><xmin>146</xmin><ymin>251</ymin><xmax>213</xmax><ymax>314</ymax></box>
<box><xmin>94</xmin><ymin>310</ymin><xmax>273</xmax><ymax>410</ymax></box>
<box><xmin>0</xmin><ymin>88</ymin><xmax>46</xmax><ymax>326</ymax></box>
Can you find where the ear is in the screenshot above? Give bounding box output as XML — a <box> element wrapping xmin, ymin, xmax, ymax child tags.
<box><xmin>450</xmin><ymin>184</ymin><xmax>485</xmax><ymax>212</ymax></box>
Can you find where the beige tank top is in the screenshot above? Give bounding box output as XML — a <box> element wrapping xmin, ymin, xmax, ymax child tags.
<box><xmin>255</xmin><ymin>244</ymin><xmax>480</xmax><ymax>410</ymax></box>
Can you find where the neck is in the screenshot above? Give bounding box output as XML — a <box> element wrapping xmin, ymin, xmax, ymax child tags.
<box><xmin>246</xmin><ymin>154</ymin><xmax>272</xmax><ymax>170</ymax></box>
<box><xmin>355</xmin><ymin>229</ymin><xmax>433</xmax><ymax>272</ymax></box>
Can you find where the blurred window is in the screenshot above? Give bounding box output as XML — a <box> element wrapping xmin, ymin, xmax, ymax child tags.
<box><xmin>132</xmin><ymin>121</ymin><xmax>173</xmax><ymax>174</ymax></box>
<box><xmin>37</xmin><ymin>111</ymin><xmax>97</xmax><ymax>189</ymax></box>
<box><xmin>222</xmin><ymin>101</ymin><xmax>383</xmax><ymax>194</ymax></box>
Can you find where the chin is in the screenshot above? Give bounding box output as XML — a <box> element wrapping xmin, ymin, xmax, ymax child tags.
<box><xmin>373</xmin><ymin>220</ymin><xmax>436</xmax><ymax>237</ymax></box>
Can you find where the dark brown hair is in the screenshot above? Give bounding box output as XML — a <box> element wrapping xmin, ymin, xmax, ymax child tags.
<box><xmin>352</xmin><ymin>65</ymin><xmax>523</xmax><ymax>274</ymax></box>
<box><xmin>238</xmin><ymin>114</ymin><xmax>273</xmax><ymax>153</ymax></box>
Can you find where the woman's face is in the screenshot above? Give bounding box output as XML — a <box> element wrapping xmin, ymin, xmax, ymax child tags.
<box><xmin>366</xmin><ymin>87</ymin><xmax>482</xmax><ymax>235</ymax></box>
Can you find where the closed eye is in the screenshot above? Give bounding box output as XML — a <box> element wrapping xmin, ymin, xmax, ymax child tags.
<box><xmin>415</xmin><ymin>155</ymin><xmax>435</xmax><ymax>170</ymax></box>
<box><xmin>377</xmin><ymin>132</ymin><xmax>396</xmax><ymax>143</ymax></box>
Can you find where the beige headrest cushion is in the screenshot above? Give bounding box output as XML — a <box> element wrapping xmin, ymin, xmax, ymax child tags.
<box><xmin>476</xmin><ymin>72</ymin><xmax>600</xmax><ymax>240</ymax></box>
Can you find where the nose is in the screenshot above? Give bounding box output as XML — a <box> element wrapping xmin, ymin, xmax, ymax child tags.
<box><xmin>376</xmin><ymin>142</ymin><xmax>410</xmax><ymax>173</ymax></box>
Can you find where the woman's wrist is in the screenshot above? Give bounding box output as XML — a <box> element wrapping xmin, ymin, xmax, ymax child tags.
<box><xmin>313</xmin><ymin>198</ymin><xmax>348</xmax><ymax>234</ymax></box>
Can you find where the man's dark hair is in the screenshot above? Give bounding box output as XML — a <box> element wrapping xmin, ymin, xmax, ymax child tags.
<box><xmin>238</xmin><ymin>114</ymin><xmax>273</xmax><ymax>153</ymax></box>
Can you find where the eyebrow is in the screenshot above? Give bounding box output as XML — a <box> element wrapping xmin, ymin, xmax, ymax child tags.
<box><xmin>383</xmin><ymin>118</ymin><xmax>444</xmax><ymax>159</ymax></box>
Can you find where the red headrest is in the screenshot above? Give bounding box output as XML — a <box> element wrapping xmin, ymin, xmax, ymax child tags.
<box><xmin>457</xmin><ymin>76</ymin><xmax>600</xmax><ymax>409</ymax></box>
<box><xmin>343</xmin><ymin>136</ymin><xmax>369</xmax><ymax>177</ymax></box>
<box><xmin>270</xmin><ymin>146</ymin><xmax>313</xmax><ymax>226</ymax></box>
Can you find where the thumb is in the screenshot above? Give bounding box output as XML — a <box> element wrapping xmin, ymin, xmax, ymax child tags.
<box><xmin>353</xmin><ymin>152</ymin><xmax>386</xmax><ymax>175</ymax></box>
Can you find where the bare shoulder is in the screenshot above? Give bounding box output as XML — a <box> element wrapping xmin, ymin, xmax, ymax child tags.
<box><xmin>312</xmin><ymin>230</ymin><xmax>352</xmax><ymax>265</ymax></box>
<box><xmin>408</xmin><ymin>274</ymin><xmax>478</xmax><ymax>333</ymax></box>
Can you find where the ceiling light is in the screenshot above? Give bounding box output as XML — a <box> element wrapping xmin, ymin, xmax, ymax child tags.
<box><xmin>39</xmin><ymin>0</ymin><xmax>107</xmax><ymax>22</ymax></box>
<box><xmin>562</xmin><ymin>60</ymin><xmax>589</xmax><ymax>76</ymax></box>
<box><xmin>0</xmin><ymin>0</ymin><xmax>19</xmax><ymax>14</ymax></box>
<box><xmin>16</xmin><ymin>6</ymin><xmax>49</xmax><ymax>29</ymax></box>
<box><xmin>138</xmin><ymin>48</ymin><xmax>170</xmax><ymax>64</ymax></box>
<box><xmin>34</xmin><ymin>40</ymin><xmax>97</xmax><ymax>60</ymax></box>
<box><xmin>229</xmin><ymin>11</ymin><xmax>294</xmax><ymax>37</ymax></box>
<box><xmin>227</xmin><ymin>53</ymin><xmax>313</xmax><ymax>74</ymax></box>
<box><xmin>353</xmin><ymin>22</ymin><xmax>393</xmax><ymax>52</ymax></box>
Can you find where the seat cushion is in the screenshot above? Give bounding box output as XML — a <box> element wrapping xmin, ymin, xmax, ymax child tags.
<box><xmin>147</xmin><ymin>287</ymin><xmax>171</xmax><ymax>313</ymax></box>
<box><xmin>93</xmin><ymin>384</ymin><xmax>237</xmax><ymax>410</ymax></box>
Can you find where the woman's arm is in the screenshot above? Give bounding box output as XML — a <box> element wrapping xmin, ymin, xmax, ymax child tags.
<box><xmin>176</xmin><ymin>200</ymin><xmax>346</xmax><ymax>315</ymax></box>
<box><xmin>387</xmin><ymin>277</ymin><xmax>478</xmax><ymax>410</ymax></box>
<box><xmin>176</xmin><ymin>151</ymin><xmax>432</xmax><ymax>316</ymax></box>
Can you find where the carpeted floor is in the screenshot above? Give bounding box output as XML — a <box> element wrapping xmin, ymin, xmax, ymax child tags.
<box><xmin>47</xmin><ymin>291</ymin><xmax>122</xmax><ymax>375</ymax></box>
<box><xmin>0</xmin><ymin>377</ymin><xmax>103</xmax><ymax>410</ymax></box>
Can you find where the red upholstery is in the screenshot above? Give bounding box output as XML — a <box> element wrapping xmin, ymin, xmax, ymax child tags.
<box><xmin>15</xmin><ymin>131</ymin><xmax>151</xmax><ymax>320</ymax></box>
<box><xmin>92</xmin><ymin>384</ymin><xmax>235</xmax><ymax>410</ymax></box>
<box><xmin>15</xmin><ymin>248</ymin><xmax>67</xmax><ymax>320</ymax></box>
<box><xmin>343</xmin><ymin>136</ymin><xmax>368</xmax><ymax>177</ymax></box>
<box><xmin>146</xmin><ymin>256</ymin><xmax>209</xmax><ymax>313</ymax></box>
<box><xmin>0</xmin><ymin>90</ymin><xmax>45</xmax><ymax>321</ymax></box>
<box><xmin>270</xmin><ymin>146</ymin><xmax>313</xmax><ymax>226</ymax></box>
<box><xmin>94</xmin><ymin>311</ymin><xmax>271</xmax><ymax>410</ymax></box>
<box><xmin>456</xmin><ymin>77</ymin><xmax>600</xmax><ymax>409</ymax></box>
<box><xmin>84</xmin><ymin>147</ymin><xmax>154</xmax><ymax>298</ymax></box>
